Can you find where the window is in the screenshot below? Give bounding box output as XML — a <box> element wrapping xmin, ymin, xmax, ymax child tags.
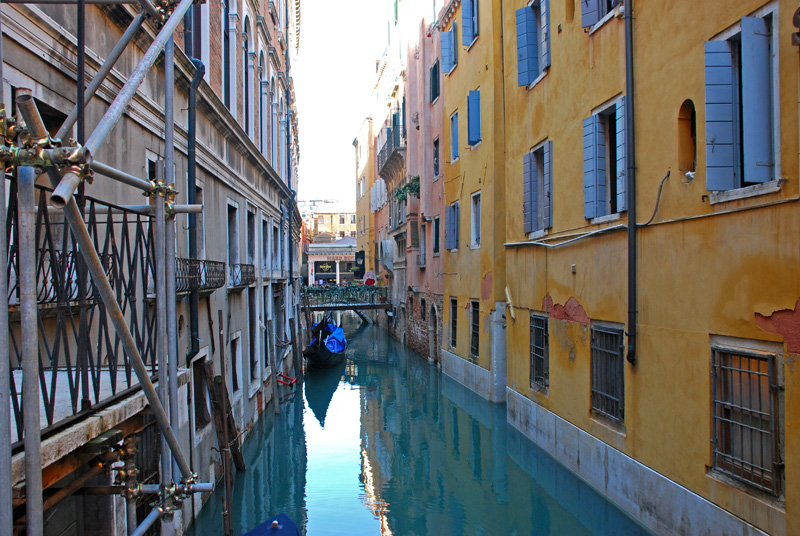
<box><xmin>530</xmin><ymin>315</ymin><xmax>549</xmax><ymax>391</ymax></box>
<box><xmin>430</xmin><ymin>59</ymin><xmax>440</xmax><ymax>102</ymax></box>
<box><xmin>259</xmin><ymin>53</ymin><xmax>266</xmax><ymax>154</ymax></box>
<box><xmin>581</xmin><ymin>0</ymin><xmax>621</xmax><ymax>28</ymax></box>
<box><xmin>711</xmin><ymin>347</ymin><xmax>783</xmax><ymax>495</ymax></box>
<box><xmin>516</xmin><ymin>0</ymin><xmax>550</xmax><ymax>86</ymax></box>
<box><xmin>590</xmin><ymin>325</ymin><xmax>624</xmax><ymax>423</ymax></box>
<box><xmin>262</xmin><ymin>218</ymin><xmax>269</xmax><ymax>270</ymax></box>
<box><xmin>246</xmin><ymin>209</ymin><xmax>256</xmax><ymax>265</ymax></box>
<box><xmin>409</xmin><ymin>296</ymin><xmax>414</xmax><ymax>316</ymax></box>
<box><xmin>678</xmin><ymin>100</ymin><xmax>697</xmax><ymax>173</ymax></box>
<box><xmin>421</xmin><ymin>299</ymin><xmax>426</xmax><ymax>321</ymax></box>
<box><xmin>351</xmin><ymin>215</ymin><xmax>356</xmax><ymax>224</ymax></box>
<box><xmin>243</xmin><ymin>18</ymin><xmax>252</xmax><ymax>136</ymax></box>
<box><xmin>583</xmin><ymin>98</ymin><xmax>627</xmax><ymax>219</ymax></box>
<box><xmin>462</xmin><ymin>0</ymin><xmax>478</xmax><ymax>45</ymax></box>
<box><xmin>470</xmin><ymin>192</ymin><xmax>481</xmax><ymax>247</ymax></box>
<box><xmin>248</xmin><ymin>288</ymin><xmax>257</xmax><ymax>381</ymax></box>
<box><xmin>227</xmin><ymin>203</ymin><xmax>239</xmax><ymax>268</ymax></box>
<box><xmin>272</xmin><ymin>225</ymin><xmax>280</xmax><ymax>269</ymax></box>
<box><xmin>192</xmin><ymin>353</ymin><xmax>211</xmax><ymax>431</ymax></box>
<box><xmin>450</xmin><ymin>112</ymin><xmax>459</xmax><ymax>161</ymax></box>
<box><xmin>523</xmin><ymin>141</ymin><xmax>553</xmax><ymax>233</ymax></box>
<box><xmin>223</xmin><ymin>0</ymin><xmax>231</xmax><ymax>110</ymax></box>
<box><xmin>420</xmin><ymin>223</ymin><xmax>427</xmax><ymax>265</ymax></box>
<box><xmin>184</xmin><ymin>3</ymin><xmax>203</xmax><ymax>59</ymax></box>
<box><xmin>467</xmin><ymin>90</ymin><xmax>481</xmax><ymax>146</ymax></box>
<box><xmin>469</xmin><ymin>300</ymin><xmax>479</xmax><ymax>360</ymax></box>
<box><xmin>433</xmin><ymin>138</ymin><xmax>440</xmax><ymax>177</ymax></box>
<box><xmin>231</xmin><ymin>334</ymin><xmax>241</xmax><ymax>392</ymax></box>
<box><xmin>433</xmin><ymin>216</ymin><xmax>440</xmax><ymax>253</ymax></box>
<box><xmin>340</xmin><ymin>215</ymin><xmax>345</xmax><ymax>224</ymax></box>
<box><xmin>350</xmin><ymin>231</ymin><xmax>356</xmax><ymax>238</ymax></box>
<box><xmin>441</xmin><ymin>23</ymin><xmax>458</xmax><ymax>73</ymax></box>
<box><xmin>450</xmin><ymin>298</ymin><xmax>458</xmax><ymax>348</ymax></box>
<box><xmin>705</xmin><ymin>14</ymin><xmax>776</xmax><ymax>190</ymax></box>
<box><xmin>445</xmin><ymin>201</ymin><xmax>460</xmax><ymax>250</ymax></box>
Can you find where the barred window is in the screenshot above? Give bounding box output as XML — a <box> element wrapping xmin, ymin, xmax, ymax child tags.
<box><xmin>450</xmin><ymin>298</ymin><xmax>458</xmax><ymax>348</ymax></box>
<box><xmin>469</xmin><ymin>300</ymin><xmax>479</xmax><ymax>360</ymax></box>
<box><xmin>590</xmin><ymin>325</ymin><xmax>624</xmax><ymax>423</ymax></box>
<box><xmin>530</xmin><ymin>315</ymin><xmax>549</xmax><ymax>392</ymax></box>
<box><xmin>712</xmin><ymin>348</ymin><xmax>783</xmax><ymax>495</ymax></box>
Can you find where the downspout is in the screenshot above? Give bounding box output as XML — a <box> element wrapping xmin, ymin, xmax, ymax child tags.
<box><xmin>625</xmin><ymin>0</ymin><xmax>637</xmax><ymax>365</ymax></box>
<box><xmin>188</xmin><ymin>58</ymin><xmax>206</xmax><ymax>362</ymax></box>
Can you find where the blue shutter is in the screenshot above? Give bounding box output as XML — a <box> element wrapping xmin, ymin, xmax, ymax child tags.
<box><xmin>451</xmin><ymin>114</ymin><xmax>459</xmax><ymax>160</ymax></box>
<box><xmin>741</xmin><ymin>17</ymin><xmax>772</xmax><ymax>183</ymax></box>
<box><xmin>530</xmin><ymin>152</ymin><xmax>540</xmax><ymax>231</ymax></box>
<box><xmin>615</xmin><ymin>97</ymin><xmax>627</xmax><ymax>212</ymax></box>
<box><xmin>462</xmin><ymin>0</ymin><xmax>474</xmax><ymax>44</ymax></box>
<box><xmin>595</xmin><ymin>115</ymin><xmax>607</xmax><ymax>216</ymax></box>
<box><xmin>543</xmin><ymin>0</ymin><xmax>551</xmax><ymax>70</ymax></box>
<box><xmin>705</xmin><ymin>40</ymin><xmax>737</xmax><ymax>190</ymax></box>
<box><xmin>454</xmin><ymin>202</ymin><xmax>460</xmax><ymax>249</ymax></box>
<box><xmin>543</xmin><ymin>141</ymin><xmax>553</xmax><ymax>229</ymax></box>
<box><xmin>442</xmin><ymin>30</ymin><xmax>454</xmax><ymax>73</ymax></box>
<box><xmin>516</xmin><ymin>7</ymin><xmax>537</xmax><ymax>86</ymax></box>
<box><xmin>583</xmin><ymin>115</ymin><xmax>605</xmax><ymax>219</ymax></box>
<box><xmin>445</xmin><ymin>205</ymin><xmax>452</xmax><ymax>250</ymax></box>
<box><xmin>468</xmin><ymin>90</ymin><xmax>481</xmax><ymax>145</ymax></box>
<box><xmin>523</xmin><ymin>152</ymin><xmax>533</xmax><ymax>233</ymax></box>
<box><xmin>581</xmin><ymin>0</ymin><xmax>600</xmax><ymax>28</ymax></box>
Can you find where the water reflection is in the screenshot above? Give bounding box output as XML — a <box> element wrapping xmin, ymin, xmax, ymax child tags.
<box><xmin>189</xmin><ymin>314</ymin><xmax>652</xmax><ymax>535</ymax></box>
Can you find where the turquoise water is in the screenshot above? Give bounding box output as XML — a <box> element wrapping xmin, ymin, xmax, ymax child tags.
<box><xmin>187</xmin><ymin>315</ymin><xmax>653</xmax><ymax>535</ymax></box>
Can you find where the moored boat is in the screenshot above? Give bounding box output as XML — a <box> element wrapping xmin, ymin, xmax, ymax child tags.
<box><xmin>243</xmin><ymin>513</ymin><xmax>301</xmax><ymax>536</ymax></box>
<box><xmin>303</xmin><ymin>312</ymin><xmax>347</xmax><ymax>368</ymax></box>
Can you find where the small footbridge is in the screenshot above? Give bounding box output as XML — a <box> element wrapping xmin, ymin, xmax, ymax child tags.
<box><xmin>300</xmin><ymin>285</ymin><xmax>391</xmax><ymax>324</ymax></box>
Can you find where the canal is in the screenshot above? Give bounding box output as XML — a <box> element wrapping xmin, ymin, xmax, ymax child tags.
<box><xmin>188</xmin><ymin>313</ymin><xmax>653</xmax><ymax>535</ymax></box>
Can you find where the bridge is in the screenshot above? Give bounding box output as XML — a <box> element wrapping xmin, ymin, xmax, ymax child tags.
<box><xmin>300</xmin><ymin>285</ymin><xmax>391</xmax><ymax>312</ymax></box>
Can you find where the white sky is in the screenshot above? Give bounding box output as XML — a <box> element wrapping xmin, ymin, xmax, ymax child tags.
<box><xmin>295</xmin><ymin>0</ymin><xmax>388</xmax><ymax>211</ymax></box>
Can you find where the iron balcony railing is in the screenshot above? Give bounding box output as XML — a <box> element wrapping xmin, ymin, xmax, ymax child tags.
<box><xmin>417</xmin><ymin>252</ymin><xmax>426</xmax><ymax>267</ymax></box>
<box><xmin>229</xmin><ymin>263</ymin><xmax>256</xmax><ymax>290</ymax></box>
<box><xmin>377</xmin><ymin>114</ymin><xmax>406</xmax><ymax>176</ymax></box>
<box><xmin>301</xmin><ymin>284</ymin><xmax>388</xmax><ymax>307</ymax></box>
<box><xmin>6</xmin><ymin>179</ymin><xmax>158</xmax><ymax>440</ymax></box>
<box><xmin>176</xmin><ymin>258</ymin><xmax>226</xmax><ymax>295</ymax></box>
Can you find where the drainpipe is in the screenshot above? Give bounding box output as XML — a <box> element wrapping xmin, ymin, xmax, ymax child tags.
<box><xmin>187</xmin><ymin>58</ymin><xmax>205</xmax><ymax>363</ymax></box>
<box><xmin>625</xmin><ymin>0</ymin><xmax>637</xmax><ymax>365</ymax></box>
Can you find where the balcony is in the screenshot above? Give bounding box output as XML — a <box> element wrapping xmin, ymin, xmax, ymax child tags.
<box><xmin>377</xmin><ymin>118</ymin><xmax>406</xmax><ymax>180</ymax></box>
<box><xmin>176</xmin><ymin>258</ymin><xmax>226</xmax><ymax>296</ymax></box>
<box><xmin>228</xmin><ymin>263</ymin><xmax>256</xmax><ymax>291</ymax></box>
<box><xmin>417</xmin><ymin>252</ymin><xmax>426</xmax><ymax>268</ymax></box>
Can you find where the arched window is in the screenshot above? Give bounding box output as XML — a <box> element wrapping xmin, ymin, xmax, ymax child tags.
<box><xmin>259</xmin><ymin>52</ymin><xmax>266</xmax><ymax>154</ymax></box>
<box><xmin>678</xmin><ymin>99</ymin><xmax>696</xmax><ymax>173</ymax></box>
<box><xmin>223</xmin><ymin>0</ymin><xmax>231</xmax><ymax>109</ymax></box>
<box><xmin>271</xmin><ymin>77</ymin><xmax>277</xmax><ymax>166</ymax></box>
<box><xmin>243</xmin><ymin>17</ymin><xmax>251</xmax><ymax>136</ymax></box>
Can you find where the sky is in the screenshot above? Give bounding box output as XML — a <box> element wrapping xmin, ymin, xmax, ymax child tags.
<box><xmin>294</xmin><ymin>0</ymin><xmax>388</xmax><ymax>211</ymax></box>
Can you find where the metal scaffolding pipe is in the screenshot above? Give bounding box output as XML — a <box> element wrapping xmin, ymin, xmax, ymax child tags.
<box><xmin>56</xmin><ymin>11</ymin><xmax>146</xmax><ymax>142</ymax></box>
<box><xmin>67</xmin><ymin>204</ymin><xmax>201</xmax><ymax>215</ymax></box>
<box><xmin>130</xmin><ymin>508</ymin><xmax>161</xmax><ymax>536</ymax></box>
<box><xmin>19</xmin><ymin>166</ymin><xmax>43</xmax><ymax>535</ymax></box>
<box><xmin>91</xmin><ymin>160</ymin><xmax>154</xmax><ymax>193</ymax></box>
<box><xmin>154</xmin><ymin>161</ymin><xmax>171</xmax><ymax>487</ymax></box>
<box><xmin>16</xmin><ymin>92</ymin><xmax>194</xmax><ymax>480</ymax></box>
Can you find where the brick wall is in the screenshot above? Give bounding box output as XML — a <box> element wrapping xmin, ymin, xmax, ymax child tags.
<box><xmin>406</xmin><ymin>291</ymin><xmax>444</xmax><ymax>363</ymax></box>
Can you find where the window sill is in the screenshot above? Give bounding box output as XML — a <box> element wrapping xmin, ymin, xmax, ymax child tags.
<box><xmin>588</xmin><ymin>4</ymin><xmax>623</xmax><ymax>36</ymax></box>
<box><xmin>433</xmin><ymin>174</ymin><xmax>440</xmax><ymax>182</ymax></box>
<box><xmin>445</xmin><ymin>65</ymin><xmax>457</xmax><ymax>76</ymax></box>
<box><xmin>469</xmin><ymin>140</ymin><xmax>482</xmax><ymax>150</ymax></box>
<box><xmin>589</xmin><ymin>212</ymin><xmax>621</xmax><ymax>225</ymax></box>
<box><xmin>431</xmin><ymin>96</ymin><xmax>440</xmax><ymax>106</ymax></box>
<box><xmin>527</xmin><ymin>229</ymin><xmax>548</xmax><ymax>240</ymax></box>
<box><xmin>470</xmin><ymin>242</ymin><xmax>481</xmax><ymax>249</ymax></box>
<box><xmin>527</xmin><ymin>70</ymin><xmax>548</xmax><ymax>91</ymax></box>
<box><xmin>709</xmin><ymin>180</ymin><xmax>782</xmax><ymax>205</ymax></box>
<box><xmin>451</xmin><ymin>156</ymin><xmax>459</xmax><ymax>163</ymax></box>
<box><xmin>466</xmin><ymin>36</ymin><xmax>479</xmax><ymax>52</ymax></box>
<box><xmin>248</xmin><ymin>379</ymin><xmax>261</xmax><ymax>399</ymax></box>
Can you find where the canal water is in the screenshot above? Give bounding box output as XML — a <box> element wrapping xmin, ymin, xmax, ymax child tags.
<box><xmin>188</xmin><ymin>313</ymin><xmax>653</xmax><ymax>535</ymax></box>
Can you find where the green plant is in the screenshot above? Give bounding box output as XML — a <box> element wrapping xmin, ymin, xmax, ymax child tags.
<box><xmin>395</xmin><ymin>175</ymin><xmax>420</xmax><ymax>201</ymax></box>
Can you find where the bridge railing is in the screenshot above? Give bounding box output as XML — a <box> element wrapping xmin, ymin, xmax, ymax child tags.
<box><xmin>301</xmin><ymin>284</ymin><xmax>388</xmax><ymax>307</ymax></box>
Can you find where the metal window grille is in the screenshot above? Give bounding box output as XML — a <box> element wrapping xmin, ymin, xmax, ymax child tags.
<box><xmin>530</xmin><ymin>315</ymin><xmax>549</xmax><ymax>391</ymax></box>
<box><xmin>470</xmin><ymin>301</ymin><xmax>479</xmax><ymax>359</ymax></box>
<box><xmin>711</xmin><ymin>348</ymin><xmax>781</xmax><ymax>495</ymax></box>
<box><xmin>450</xmin><ymin>299</ymin><xmax>457</xmax><ymax>348</ymax></box>
<box><xmin>590</xmin><ymin>326</ymin><xmax>625</xmax><ymax>423</ymax></box>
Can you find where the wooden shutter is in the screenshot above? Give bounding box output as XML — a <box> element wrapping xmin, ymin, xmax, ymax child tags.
<box><xmin>542</xmin><ymin>0</ymin><xmax>551</xmax><ymax>70</ymax></box>
<box><xmin>581</xmin><ymin>0</ymin><xmax>600</xmax><ymax>28</ymax></box>
<box><xmin>583</xmin><ymin>115</ymin><xmax>604</xmax><ymax>219</ymax></box>
<box><xmin>442</xmin><ymin>30</ymin><xmax>454</xmax><ymax>73</ymax></box>
<box><xmin>462</xmin><ymin>0</ymin><xmax>474</xmax><ymax>44</ymax></box>
<box><xmin>705</xmin><ymin>40</ymin><xmax>737</xmax><ymax>190</ymax></box>
<box><xmin>615</xmin><ymin>97</ymin><xmax>627</xmax><ymax>211</ymax></box>
<box><xmin>523</xmin><ymin>152</ymin><xmax>534</xmax><ymax>233</ymax></box>
<box><xmin>451</xmin><ymin>114</ymin><xmax>459</xmax><ymax>160</ymax></box>
<box><xmin>741</xmin><ymin>17</ymin><xmax>772</xmax><ymax>183</ymax></box>
<box><xmin>543</xmin><ymin>140</ymin><xmax>553</xmax><ymax>229</ymax></box>
<box><xmin>516</xmin><ymin>7</ymin><xmax>538</xmax><ymax>86</ymax></box>
<box><xmin>467</xmin><ymin>90</ymin><xmax>481</xmax><ymax>145</ymax></box>
<box><xmin>455</xmin><ymin>202</ymin><xmax>460</xmax><ymax>249</ymax></box>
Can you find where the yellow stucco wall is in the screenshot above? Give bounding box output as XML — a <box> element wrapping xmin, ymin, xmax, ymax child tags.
<box><xmin>441</xmin><ymin>0</ymin><xmax>507</xmax><ymax>371</ymax></box>
<box><xmin>503</xmin><ymin>0</ymin><xmax>799</xmax><ymax>533</ymax></box>
<box><xmin>356</xmin><ymin>119</ymin><xmax>375</xmax><ymax>273</ymax></box>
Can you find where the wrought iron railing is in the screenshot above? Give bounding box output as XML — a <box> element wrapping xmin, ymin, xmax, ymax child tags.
<box><xmin>301</xmin><ymin>284</ymin><xmax>388</xmax><ymax>307</ymax></box>
<box><xmin>377</xmin><ymin>124</ymin><xmax>406</xmax><ymax>175</ymax></box>
<box><xmin>176</xmin><ymin>258</ymin><xmax>226</xmax><ymax>294</ymax></box>
<box><xmin>229</xmin><ymin>263</ymin><xmax>256</xmax><ymax>289</ymax></box>
<box><xmin>6</xmin><ymin>179</ymin><xmax>158</xmax><ymax>440</ymax></box>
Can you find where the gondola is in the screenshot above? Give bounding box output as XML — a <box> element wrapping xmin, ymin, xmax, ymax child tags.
<box><xmin>243</xmin><ymin>513</ymin><xmax>301</xmax><ymax>536</ymax></box>
<box><xmin>303</xmin><ymin>312</ymin><xmax>347</xmax><ymax>368</ymax></box>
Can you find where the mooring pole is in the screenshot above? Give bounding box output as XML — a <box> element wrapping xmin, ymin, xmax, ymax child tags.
<box><xmin>218</xmin><ymin>310</ymin><xmax>234</xmax><ymax>536</ymax></box>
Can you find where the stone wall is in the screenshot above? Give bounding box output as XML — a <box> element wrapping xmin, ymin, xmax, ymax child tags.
<box><xmin>406</xmin><ymin>290</ymin><xmax>444</xmax><ymax>363</ymax></box>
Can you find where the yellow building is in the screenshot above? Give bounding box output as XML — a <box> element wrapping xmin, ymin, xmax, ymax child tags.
<box><xmin>354</xmin><ymin>118</ymin><xmax>376</xmax><ymax>273</ymax></box>
<box><xmin>439</xmin><ymin>0</ymin><xmax>507</xmax><ymax>403</ymax></box>
<box><xmin>501</xmin><ymin>0</ymin><xmax>799</xmax><ymax>534</ymax></box>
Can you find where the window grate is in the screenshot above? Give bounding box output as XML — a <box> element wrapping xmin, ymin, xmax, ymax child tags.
<box><xmin>590</xmin><ymin>326</ymin><xmax>624</xmax><ymax>423</ymax></box>
<box><xmin>530</xmin><ymin>315</ymin><xmax>549</xmax><ymax>391</ymax></box>
<box><xmin>450</xmin><ymin>298</ymin><xmax>458</xmax><ymax>348</ymax></box>
<box><xmin>469</xmin><ymin>301</ymin><xmax>479</xmax><ymax>360</ymax></box>
<box><xmin>711</xmin><ymin>348</ymin><xmax>781</xmax><ymax>495</ymax></box>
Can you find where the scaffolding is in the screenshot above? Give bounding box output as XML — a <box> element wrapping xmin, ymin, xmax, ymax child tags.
<box><xmin>0</xmin><ymin>0</ymin><xmax>221</xmax><ymax>533</ymax></box>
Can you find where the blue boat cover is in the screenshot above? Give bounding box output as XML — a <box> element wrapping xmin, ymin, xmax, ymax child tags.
<box><xmin>243</xmin><ymin>513</ymin><xmax>301</xmax><ymax>536</ymax></box>
<box><xmin>324</xmin><ymin>326</ymin><xmax>347</xmax><ymax>353</ymax></box>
